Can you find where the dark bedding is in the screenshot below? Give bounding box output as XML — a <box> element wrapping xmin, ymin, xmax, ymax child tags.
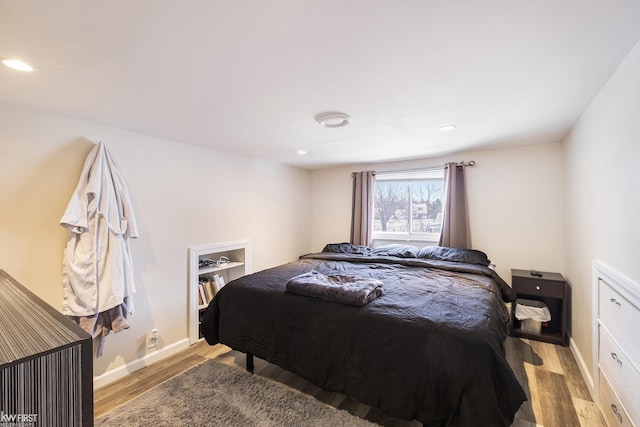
<box><xmin>201</xmin><ymin>250</ymin><xmax>526</xmax><ymax>426</ymax></box>
<box><xmin>285</xmin><ymin>269</ymin><xmax>383</xmax><ymax>306</ymax></box>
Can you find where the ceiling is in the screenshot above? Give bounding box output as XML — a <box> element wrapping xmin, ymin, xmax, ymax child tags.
<box><xmin>1</xmin><ymin>1</ymin><xmax>639</xmax><ymax>169</ymax></box>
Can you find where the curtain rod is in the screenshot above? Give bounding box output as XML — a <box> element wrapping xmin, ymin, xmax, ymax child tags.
<box><xmin>351</xmin><ymin>161</ymin><xmax>475</xmax><ymax>177</ymax></box>
<box><xmin>382</xmin><ymin>160</ymin><xmax>476</xmax><ymax>173</ymax></box>
<box><xmin>366</xmin><ymin>166</ymin><xmax>439</xmax><ymax>176</ymax></box>
<box><xmin>445</xmin><ymin>160</ymin><xmax>475</xmax><ymax>168</ymax></box>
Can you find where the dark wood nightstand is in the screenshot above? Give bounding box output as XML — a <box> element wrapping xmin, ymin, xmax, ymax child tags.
<box><xmin>510</xmin><ymin>269</ymin><xmax>569</xmax><ymax>346</ymax></box>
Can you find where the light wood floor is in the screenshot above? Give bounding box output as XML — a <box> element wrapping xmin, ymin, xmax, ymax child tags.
<box><xmin>95</xmin><ymin>337</ymin><xmax>606</xmax><ymax>426</ymax></box>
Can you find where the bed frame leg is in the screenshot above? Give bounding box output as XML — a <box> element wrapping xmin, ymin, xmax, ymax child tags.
<box><xmin>246</xmin><ymin>352</ymin><xmax>254</xmax><ymax>373</ymax></box>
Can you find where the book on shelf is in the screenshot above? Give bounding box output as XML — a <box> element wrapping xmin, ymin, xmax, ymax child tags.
<box><xmin>213</xmin><ymin>274</ymin><xmax>225</xmax><ymax>290</ymax></box>
<box><xmin>197</xmin><ymin>286</ymin><xmax>204</xmax><ymax>306</ymax></box>
<box><xmin>202</xmin><ymin>279</ymin><xmax>214</xmax><ymax>301</ymax></box>
<box><xmin>208</xmin><ymin>276</ymin><xmax>219</xmax><ymax>295</ymax></box>
<box><xmin>198</xmin><ymin>283</ymin><xmax>208</xmax><ymax>306</ymax></box>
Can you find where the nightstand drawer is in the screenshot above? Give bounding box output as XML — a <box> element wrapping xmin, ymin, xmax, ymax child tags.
<box><xmin>513</xmin><ymin>277</ymin><xmax>565</xmax><ymax>298</ymax></box>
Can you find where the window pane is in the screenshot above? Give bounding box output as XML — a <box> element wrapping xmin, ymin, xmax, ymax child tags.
<box><xmin>373</xmin><ymin>181</ymin><xmax>409</xmax><ymax>232</ymax></box>
<box><xmin>411</xmin><ymin>180</ymin><xmax>444</xmax><ymax>233</ymax></box>
<box><xmin>373</xmin><ymin>169</ymin><xmax>445</xmax><ymax>241</ymax></box>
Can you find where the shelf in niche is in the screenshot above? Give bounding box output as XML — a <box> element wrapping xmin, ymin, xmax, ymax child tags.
<box><xmin>198</xmin><ymin>261</ymin><xmax>245</xmax><ymax>275</ymax></box>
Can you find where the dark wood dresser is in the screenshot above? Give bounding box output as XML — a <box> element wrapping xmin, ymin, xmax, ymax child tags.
<box><xmin>0</xmin><ymin>270</ymin><xmax>93</xmax><ymax>426</ymax></box>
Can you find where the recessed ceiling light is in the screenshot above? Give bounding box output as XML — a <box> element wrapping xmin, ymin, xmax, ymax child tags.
<box><xmin>439</xmin><ymin>124</ymin><xmax>456</xmax><ymax>131</ymax></box>
<box><xmin>296</xmin><ymin>150</ymin><xmax>307</xmax><ymax>155</ymax></box>
<box><xmin>1</xmin><ymin>58</ymin><xmax>34</xmax><ymax>72</ymax></box>
<box><xmin>315</xmin><ymin>112</ymin><xmax>352</xmax><ymax>128</ymax></box>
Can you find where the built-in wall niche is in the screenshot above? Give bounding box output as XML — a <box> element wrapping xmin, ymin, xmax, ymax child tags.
<box><xmin>187</xmin><ymin>240</ymin><xmax>251</xmax><ymax>344</ymax></box>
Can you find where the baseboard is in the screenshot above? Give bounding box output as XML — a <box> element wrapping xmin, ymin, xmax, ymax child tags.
<box><xmin>569</xmin><ymin>336</ymin><xmax>595</xmax><ymax>399</ymax></box>
<box><xmin>93</xmin><ymin>338</ymin><xmax>190</xmax><ymax>389</ymax></box>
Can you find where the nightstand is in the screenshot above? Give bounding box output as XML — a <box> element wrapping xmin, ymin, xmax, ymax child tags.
<box><xmin>510</xmin><ymin>269</ymin><xmax>569</xmax><ymax>346</ymax></box>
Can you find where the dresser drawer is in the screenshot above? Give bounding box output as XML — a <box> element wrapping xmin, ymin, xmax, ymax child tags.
<box><xmin>599</xmin><ymin>371</ymin><xmax>633</xmax><ymax>427</ymax></box>
<box><xmin>513</xmin><ymin>276</ymin><xmax>565</xmax><ymax>298</ymax></box>
<box><xmin>599</xmin><ymin>279</ymin><xmax>640</xmax><ymax>365</ymax></box>
<box><xmin>599</xmin><ymin>327</ymin><xmax>640</xmax><ymax>423</ymax></box>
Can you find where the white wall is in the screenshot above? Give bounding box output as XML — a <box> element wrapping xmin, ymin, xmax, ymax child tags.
<box><xmin>310</xmin><ymin>142</ymin><xmax>565</xmax><ymax>283</ymax></box>
<box><xmin>0</xmin><ymin>103</ymin><xmax>310</xmax><ymax>377</ymax></box>
<box><xmin>562</xmin><ymin>40</ymin><xmax>640</xmax><ymax>384</ymax></box>
<box><xmin>9</xmin><ymin>35</ymin><xmax>638</xmax><ymax>385</ymax></box>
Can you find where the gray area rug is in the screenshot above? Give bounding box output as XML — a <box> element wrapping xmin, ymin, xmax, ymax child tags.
<box><xmin>96</xmin><ymin>359</ymin><xmax>376</xmax><ymax>426</ymax></box>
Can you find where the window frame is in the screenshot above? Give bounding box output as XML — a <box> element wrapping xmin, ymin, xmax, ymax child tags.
<box><xmin>372</xmin><ymin>169</ymin><xmax>445</xmax><ymax>243</ymax></box>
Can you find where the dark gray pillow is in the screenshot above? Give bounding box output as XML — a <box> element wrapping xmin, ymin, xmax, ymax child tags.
<box><xmin>371</xmin><ymin>244</ymin><xmax>419</xmax><ymax>258</ymax></box>
<box><xmin>417</xmin><ymin>246</ymin><xmax>491</xmax><ymax>266</ymax></box>
<box><xmin>322</xmin><ymin>242</ymin><xmax>372</xmax><ymax>255</ymax></box>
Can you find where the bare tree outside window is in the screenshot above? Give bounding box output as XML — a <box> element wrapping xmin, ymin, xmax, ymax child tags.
<box><xmin>373</xmin><ymin>181</ymin><xmax>408</xmax><ymax>232</ymax></box>
<box><xmin>372</xmin><ymin>169</ymin><xmax>444</xmax><ymax>240</ymax></box>
<box><xmin>411</xmin><ymin>180</ymin><xmax>444</xmax><ymax>233</ymax></box>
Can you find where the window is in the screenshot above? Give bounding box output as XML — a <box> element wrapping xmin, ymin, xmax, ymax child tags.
<box><xmin>372</xmin><ymin>169</ymin><xmax>445</xmax><ymax>242</ymax></box>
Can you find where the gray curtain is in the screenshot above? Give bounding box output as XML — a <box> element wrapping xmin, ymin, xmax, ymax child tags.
<box><xmin>350</xmin><ymin>171</ymin><xmax>375</xmax><ymax>246</ymax></box>
<box><xmin>439</xmin><ymin>163</ymin><xmax>471</xmax><ymax>249</ymax></box>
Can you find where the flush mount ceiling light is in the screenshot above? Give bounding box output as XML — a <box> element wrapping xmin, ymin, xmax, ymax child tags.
<box><xmin>1</xmin><ymin>58</ymin><xmax>34</xmax><ymax>72</ymax></box>
<box><xmin>315</xmin><ymin>112</ymin><xmax>352</xmax><ymax>128</ymax></box>
<box><xmin>296</xmin><ymin>150</ymin><xmax>307</xmax><ymax>155</ymax></box>
<box><xmin>439</xmin><ymin>124</ymin><xmax>457</xmax><ymax>131</ymax></box>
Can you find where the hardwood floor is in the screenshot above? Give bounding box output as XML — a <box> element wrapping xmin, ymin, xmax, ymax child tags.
<box><xmin>95</xmin><ymin>337</ymin><xmax>606</xmax><ymax>426</ymax></box>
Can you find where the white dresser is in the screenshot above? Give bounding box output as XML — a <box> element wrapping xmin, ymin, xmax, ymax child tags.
<box><xmin>593</xmin><ymin>261</ymin><xmax>640</xmax><ymax>427</ymax></box>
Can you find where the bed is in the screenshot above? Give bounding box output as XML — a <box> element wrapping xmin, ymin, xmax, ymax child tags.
<box><xmin>201</xmin><ymin>244</ymin><xmax>526</xmax><ymax>426</ymax></box>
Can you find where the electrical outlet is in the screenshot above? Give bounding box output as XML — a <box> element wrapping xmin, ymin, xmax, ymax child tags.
<box><xmin>147</xmin><ymin>329</ymin><xmax>159</xmax><ymax>349</ymax></box>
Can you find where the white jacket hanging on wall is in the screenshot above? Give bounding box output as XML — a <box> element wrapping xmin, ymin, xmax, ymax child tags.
<box><xmin>60</xmin><ymin>141</ymin><xmax>138</xmax><ymax>355</ymax></box>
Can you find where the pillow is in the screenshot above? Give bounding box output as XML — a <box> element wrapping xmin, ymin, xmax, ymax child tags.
<box><xmin>417</xmin><ymin>246</ymin><xmax>491</xmax><ymax>266</ymax></box>
<box><xmin>371</xmin><ymin>244</ymin><xmax>419</xmax><ymax>258</ymax></box>
<box><xmin>322</xmin><ymin>242</ymin><xmax>372</xmax><ymax>255</ymax></box>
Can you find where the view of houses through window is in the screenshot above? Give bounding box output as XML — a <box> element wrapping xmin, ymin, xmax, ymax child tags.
<box><xmin>373</xmin><ymin>169</ymin><xmax>445</xmax><ymax>241</ymax></box>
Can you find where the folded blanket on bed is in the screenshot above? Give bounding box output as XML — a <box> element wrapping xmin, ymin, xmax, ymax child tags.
<box><xmin>285</xmin><ymin>270</ymin><xmax>383</xmax><ymax>306</ymax></box>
